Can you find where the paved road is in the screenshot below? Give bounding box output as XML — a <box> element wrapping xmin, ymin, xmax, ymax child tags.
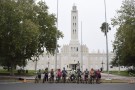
<box><xmin>0</xmin><ymin>73</ymin><xmax>134</xmax><ymax>80</ymax></box>
<box><xmin>1</xmin><ymin>73</ymin><xmax>135</xmax><ymax>84</ymax></box>
<box><xmin>0</xmin><ymin>83</ymin><xmax>135</xmax><ymax>90</ymax></box>
<box><xmin>17</xmin><ymin>73</ymin><xmax>135</xmax><ymax>81</ymax></box>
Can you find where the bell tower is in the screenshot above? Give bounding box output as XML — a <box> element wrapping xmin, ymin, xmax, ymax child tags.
<box><xmin>71</xmin><ymin>5</ymin><xmax>79</xmax><ymax>41</ymax></box>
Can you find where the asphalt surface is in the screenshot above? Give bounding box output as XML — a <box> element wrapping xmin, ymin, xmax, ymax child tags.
<box><xmin>0</xmin><ymin>83</ymin><xmax>135</xmax><ymax>90</ymax></box>
<box><xmin>0</xmin><ymin>73</ymin><xmax>134</xmax><ymax>81</ymax></box>
<box><xmin>0</xmin><ymin>73</ymin><xmax>135</xmax><ymax>90</ymax></box>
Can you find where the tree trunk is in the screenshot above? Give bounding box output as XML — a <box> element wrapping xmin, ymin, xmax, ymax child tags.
<box><xmin>10</xmin><ymin>60</ymin><xmax>15</xmax><ymax>76</ymax></box>
<box><xmin>7</xmin><ymin>66</ymin><xmax>10</xmax><ymax>72</ymax></box>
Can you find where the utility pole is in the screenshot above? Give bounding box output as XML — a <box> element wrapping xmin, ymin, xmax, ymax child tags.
<box><xmin>104</xmin><ymin>0</ymin><xmax>110</xmax><ymax>79</ymax></box>
<box><xmin>81</xmin><ymin>21</ymin><xmax>83</xmax><ymax>71</ymax></box>
<box><xmin>55</xmin><ymin>0</ymin><xmax>59</xmax><ymax>71</ymax></box>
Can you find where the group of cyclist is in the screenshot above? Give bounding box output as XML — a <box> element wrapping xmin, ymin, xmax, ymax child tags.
<box><xmin>35</xmin><ymin>67</ymin><xmax>101</xmax><ymax>84</ymax></box>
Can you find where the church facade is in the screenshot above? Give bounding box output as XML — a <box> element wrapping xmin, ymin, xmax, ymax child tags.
<box><xmin>25</xmin><ymin>5</ymin><xmax>125</xmax><ymax>71</ymax></box>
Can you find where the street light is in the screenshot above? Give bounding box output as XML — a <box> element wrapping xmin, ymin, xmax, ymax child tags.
<box><xmin>117</xmin><ymin>56</ymin><xmax>120</xmax><ymax>74</ymax></box>
<box><xmin>104</xmin><ymin>0</ymin><xmax>110</xmax><ymax>79</ymax></box>
<box><xmin>34</xmin><ymin>57</ymin><xmax>39</xmax><ymax>73</ymax></box>
<box><xmin>48</xmin><ymin>62</ymin><xmax>50</xmax><ymax>70</ymax></box>
<box><xmin>55</xmin><ymin>0</ymin><xmax>58</xmax><ymax>71</ymax></box>
<box><xmin>81</xmin><ymin>22</ymin><xmax>83</xmax><ymax>71</ymax></box>
<box><xmin>77</xmin><ymin>61</ymin><xmax>80</xmax><ymax>70</ymax></box>
<box><xmin>101</xmin><ymin>60</ymin><xmax>104</xmax><ymax>71</ymax></box>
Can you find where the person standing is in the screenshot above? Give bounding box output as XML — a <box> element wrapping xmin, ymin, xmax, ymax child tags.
<box><xmin>90</xmin><ymin>68</ymin><xmax>95</xmax><ymax>84</ymax></box>
<box><xmin>62</xmin><ymin>67</ymin><xmax>67</xmax><ymax>83</ymax></box>
<box><xmin>50</xmin><ymin>69</ymin><xmax>54</xmax><ymax>83</ymax></box>
<box><xmin>96</xmin><ymin>69</ymin><xmax>101</xmax><ymax>84</ymax></box>
<box><xmin>35</xmin><ymin>69</ymin><xmax>42</xmax><ymax>83</ymax></box>
<box><xmin>37</xmin><ymin>69</ymin><xmax>42</xmax><ymax>83</ymax></box>
<box><xmin>70</xmin><ymin>69</ymin><xmax>76</xmax><ymax>82</ymax></box>
<box><xmin>77</xmin><ymin>69</ymin><xmax>82</xmax><ymax>83</ymax></box>
<box><xmin>84</xmin><ymin>69</ymin><xmax>89</xmax><ymax>83</ymax></box>
<box><xmin>57</xmin><ymin>69</ymin><xmax>62</xmax><ymax>83</ymax></box>
<box><xmin>43</xmin><ymin>68</ymin><xmax>48</xmax><ymax>83</ymax></box>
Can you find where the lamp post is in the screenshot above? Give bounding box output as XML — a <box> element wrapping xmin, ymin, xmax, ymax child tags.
<box><xmin>47</xmin><ymin>54</ymin><xmax>50</xmax><ymax>71</ymax></box>
<box><xmin>77</xmin><ymin>61</ymin><xmax>80</xmax><ymax>70</ymax></box>
<box><xmin>104</xmin><ymin>0</ymin><xmax>109</xmax><ymax>78</ymax></box>
<box><xmin>117</xmin><ymin>56</ymin><xmax>120</xmax><ymax>74</ymax></box>
<box><xmin>81</xmin><ymin>22</ymin><xmax>83</xmax><ymax>71</ymax></box>
<box><xmin>55</xmin><ymin>0</ymin><xmax>58</xmax><ymax>71</ymax></box>
<box><xmin>48</xmin><ymin>62</ymin><xmax>50</xmax><ymax>70</ymax></box>
<box><xmin>34</xmin><ymin>57</ymin><xmax>38</xmax><ymax>73</ymax></box>
<box><xmin>101</xmin><ymin>60</ymin><xmax>104</xmax><ymax>71</ymax></box>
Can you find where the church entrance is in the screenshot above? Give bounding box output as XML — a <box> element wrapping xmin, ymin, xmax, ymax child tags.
<box><xmin>69</xmin><ymin>64</ymin><xmax>77</xmax><ymax>70</ymax></box>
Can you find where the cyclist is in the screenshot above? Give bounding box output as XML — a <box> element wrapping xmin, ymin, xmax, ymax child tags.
<box><xmin>50</xmin><ymin>69</ymin><xmax>54</xmax><ymax>83</ymax></box>
<box><xmin>57</xmin><ymin>69</ymin><xmax>62</xmax><ymax>83</ymax></box>
<box><xmin>43</xmin><ymin>68</ymin><xmax>48</xmax><ymax>83</ymax></box>
<box><xmin>70</xmin><ymin>69</ymin><xmax>76</xmax><ymax>82</ymax></box>
<box><xmin>84</xmin><ymin>69</ymin><xmax>89</xmax><ymax>83</ymax></box>
<box><xmin>62</xmin><ymin>67</ymin><xmax>67</xmax><ymax>83</ymax></box>
<box><xmin>90</xmin><ymin>68</ymin><xmax>95</xmax><ymax>84</ymax></box>
<box><xmin>77</xmin><ymin>69</ymin><xmax>82</xmax><ymax>83</ymax></box>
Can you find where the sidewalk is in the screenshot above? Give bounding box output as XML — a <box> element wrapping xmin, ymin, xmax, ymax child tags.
<box><xmin>0</xmin><ymin>75</ymin><xmax>35</xmax><ymax>83</ymax></box>
<box><xmin>101</xmin><ymin>73</ymin><xmax>135</xmax><ymax>83</ymax></box>
<box><xmin>0</xmin><ymin>73</ymin><xmax>135</xmax><ymax>84</ymax></box>
<box><xmin>101</xmin><ymin>73</ymin><xmax>130</xmax><ymax>80</ymax></box>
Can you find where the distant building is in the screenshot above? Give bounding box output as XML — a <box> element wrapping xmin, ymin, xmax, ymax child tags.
<box><xmin>25</xmin><ymin>5</ymin><xmax>126</xmax><ymax>71</ymax></box>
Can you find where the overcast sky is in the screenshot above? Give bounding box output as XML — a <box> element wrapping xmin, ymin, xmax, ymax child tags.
<box><xmin>39</xmin><ymin>0</ymin><xmax>123</xmax><ymax>53</ymax></box>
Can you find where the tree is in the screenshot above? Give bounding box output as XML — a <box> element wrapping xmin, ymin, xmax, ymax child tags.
<box><xmin>100</xmin><ymin>22</ymin><xmax>111</xmax><ymax>36</ymax></box>
<box><xmin>111</xmin><ymin>0</ymin><xmax>135</xmax><ymax>67</ymax></box>
<box><xmin>0</xmin><ymin>0</ymin><xmax>63</xmax><ymax>75</ymax></box>
<box><xmin>100</xmin><ymin>22</ymin><xmax>111</xmax><ymax>72</ymax></box>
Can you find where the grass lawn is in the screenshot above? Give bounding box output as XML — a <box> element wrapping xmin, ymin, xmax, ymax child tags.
<box><xmin>103</xmin><ymin>71</ymin><xmax>129</xmax><ymax>76</ymax></box>
<box><xmin>0</xmin><ymin>69</ymin><xmax>36</xmax><ymax>76</ymax></box>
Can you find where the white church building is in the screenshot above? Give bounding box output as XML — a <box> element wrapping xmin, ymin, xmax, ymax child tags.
<box><xmin>25</xmin><ymin>5</ymin><xmax>125</xmax><ymax>71</ymax></box>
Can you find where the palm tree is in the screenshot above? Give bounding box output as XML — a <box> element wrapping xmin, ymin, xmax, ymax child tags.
<box><xmin>100</xmin><ymin>22</ymin><xmax>111</xmax><ymax>72</ymax></box>
<box><xmin>100</xmin><ymin>22</ymin><xmax>111</xmax><ymax>35</ymax></box>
